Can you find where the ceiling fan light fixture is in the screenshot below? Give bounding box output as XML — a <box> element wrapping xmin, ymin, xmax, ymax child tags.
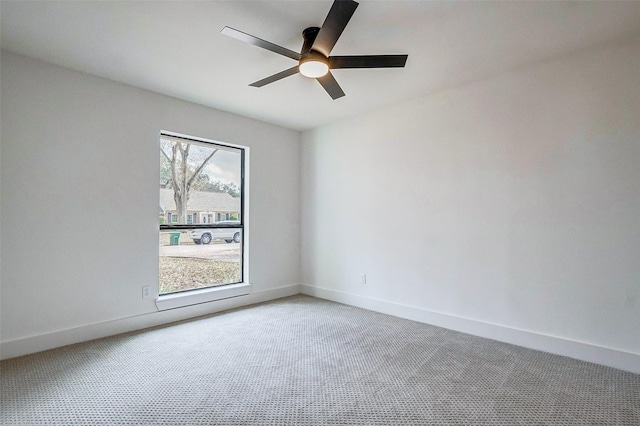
<box><xmin>299</xmin><ymin>54</ymin><xmax>329</xmax><ymax>78</ymax></box>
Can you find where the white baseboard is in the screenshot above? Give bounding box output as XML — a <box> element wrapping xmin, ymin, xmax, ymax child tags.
<box><xmin>301</xmin><ymin>285</ymin><xmax>640</xmax><ymax>374</ymax></box>
<box><xmin>5</xmin><ymin>283</ymin><xmax>638</xmax><ymax>375</ymax></box>
<box><xmin>0</xmin><ymin>284</ymin><xmax>300</xmax><ymax>360</ymax></box>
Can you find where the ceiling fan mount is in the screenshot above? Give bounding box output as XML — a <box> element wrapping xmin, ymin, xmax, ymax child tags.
<box><xmin>301</xmin><ymin>27</ymin><xmax>322</xmax><ymax>54</ymax></box>
<box><xmin>221</xmin><ymin>0</ymin><xmax>408</xmax><ymax>100</ymax></box>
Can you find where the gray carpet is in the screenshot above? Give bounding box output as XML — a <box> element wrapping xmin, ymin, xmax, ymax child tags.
<box><xmin>1</xmin><ymin>295</ymin><xmax>639</xmax><ymax>425</ymax></box>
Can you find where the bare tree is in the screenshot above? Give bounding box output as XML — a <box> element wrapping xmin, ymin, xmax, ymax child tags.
<box><xmin>161</xmin><ymin>141</ymin><xmax>218</xmax><ymax>223</ymax></box>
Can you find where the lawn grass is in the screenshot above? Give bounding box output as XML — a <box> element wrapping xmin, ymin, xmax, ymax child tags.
<box><xmin>159</xmin><ymin>256</ymin><xmax>241</xmax><ymax>294</ymax></box>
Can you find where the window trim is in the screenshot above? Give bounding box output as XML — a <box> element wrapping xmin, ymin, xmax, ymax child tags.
<box><xmin>157</xmin><ymin>131</ymin><xmax>249</xmax><ymax>310</ymax></box>
<box><xmin>156</xmin><ymin>282</ymin><xmax>252</xmax><ymax>311</ymax></box>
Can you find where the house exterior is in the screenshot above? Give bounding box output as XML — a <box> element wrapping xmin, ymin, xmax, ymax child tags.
<box><xmin>159</xmin><ymin>188</ymin><xmax>240</xmax><ymax>224</ymax></box>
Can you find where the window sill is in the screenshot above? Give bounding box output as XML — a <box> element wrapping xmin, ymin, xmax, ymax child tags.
<box><xmin>155</xmin><ymin>282</ymin><xmax>252</xmax><ymax>311</ymax></box>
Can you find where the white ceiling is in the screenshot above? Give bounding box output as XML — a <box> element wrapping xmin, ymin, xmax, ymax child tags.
<box><xmin>2</xmin><ymin>1</ymin><xmax>640</xmax><ymax>131</ymax></box>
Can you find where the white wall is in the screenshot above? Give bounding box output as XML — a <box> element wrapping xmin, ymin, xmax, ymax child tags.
<box><xmin>3</xmin><ymin>35</ymin><xmax>639</xmax><ymax>373</ymax></box>
<box><xmin>301</xmin><ymin>37</ymin><xmax>640</xmax><ymax>372</ymax></box>
<box><xmin>0</xmin><ymin>52</ymin><xmax>301</xmax><ymax>358</ymax></box>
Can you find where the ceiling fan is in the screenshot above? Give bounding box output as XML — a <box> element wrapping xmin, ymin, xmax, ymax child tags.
<box><xmin>221</xmin><ymin>0</ymin><xmax>408</xmax><ymax>100</ymax></box>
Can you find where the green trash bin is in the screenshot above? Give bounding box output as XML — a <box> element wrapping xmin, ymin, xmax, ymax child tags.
<box><xmin>169</xmin><ymin>232</ymin><xmax>180</xmax><ymax>246</ymax></box>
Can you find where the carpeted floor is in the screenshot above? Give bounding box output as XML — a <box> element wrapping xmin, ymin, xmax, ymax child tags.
<box><xmin>1</xmin><ymin>295</ymin><xmax>639</xmax><ymax>425</ymax></box>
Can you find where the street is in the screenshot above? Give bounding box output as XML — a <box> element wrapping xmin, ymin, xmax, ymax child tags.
<box><xmin>159</xmin><ymin>242</ymin><xmax>241</xmax><ymax>262</ymax></box>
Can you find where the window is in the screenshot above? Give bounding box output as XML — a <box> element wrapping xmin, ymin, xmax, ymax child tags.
<box><xmin>159</xmin><ymin>133</ymin><xmax>244</xmax><ymax>296</ymax></box>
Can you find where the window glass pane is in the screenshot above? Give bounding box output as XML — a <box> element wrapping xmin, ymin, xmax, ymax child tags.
<box><xmin>160</xmin><ymin>137</ymin><xmax>241</xmax><ymax>226</ymax></box>
<box><xmin>159</xmin><ymin>229</ymin><xmax>242</xmax><ymax>294</ymax></box>
<box><xmin>159</xmin><ymin>134</ymin><xmax>244</xmax><ymax>295</ymax></box>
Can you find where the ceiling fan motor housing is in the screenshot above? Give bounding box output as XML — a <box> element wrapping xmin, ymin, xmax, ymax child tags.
<box><xmin>299</xmin><ymin>27</ymin><xmax>330</xmax><ymax>78</ymax></box>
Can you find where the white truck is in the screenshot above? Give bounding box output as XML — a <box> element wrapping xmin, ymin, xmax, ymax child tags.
<box><xmin>189</xmin><ymin>220</ymin><xmax>241</xmax><ymax>244</ymax></box>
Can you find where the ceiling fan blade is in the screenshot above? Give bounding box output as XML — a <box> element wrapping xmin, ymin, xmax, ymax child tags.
<box><xmin>249</xmin><ymin>66</ymin><xmax>300</xmax><ymax>87</ymax></box>
<box><xmin>221</xmin><ymin>26</ymin><xmax>301</xmax><ymax>61</ymax></box>
<box><xmin>329</xmin><ymin>55</ymin><xmax>408</xmax><ymax>69</ymax></box>
<box><xmin>312</xmin><ymin>0</ymin><xmax>359</xmax><ymax>57</ymax></box>
<box><xmin>316</xmin><ymin>71</ymin><xmax>345</xmax><ymax>100</ymax></box>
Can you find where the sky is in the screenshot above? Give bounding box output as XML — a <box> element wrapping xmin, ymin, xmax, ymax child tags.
<box><xmin>161</xmin><ymin>136</ymin><xmax>241</xmax><ymax>187</ymax></box>
<box><xmin>205</xmin><ymin>150</ymin><xmax>240</xmax><ymax>186</ymax></box>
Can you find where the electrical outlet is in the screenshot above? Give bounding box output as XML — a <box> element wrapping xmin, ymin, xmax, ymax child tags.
<box><xmin>360</xmin><ymin>273</ymin><xmax>367</xmax><ymax>284</ymax></box>
<box><xmin>142</xmin><ymin>286</ymin><xmax>151</xmax><ymax>299</ymax></box>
